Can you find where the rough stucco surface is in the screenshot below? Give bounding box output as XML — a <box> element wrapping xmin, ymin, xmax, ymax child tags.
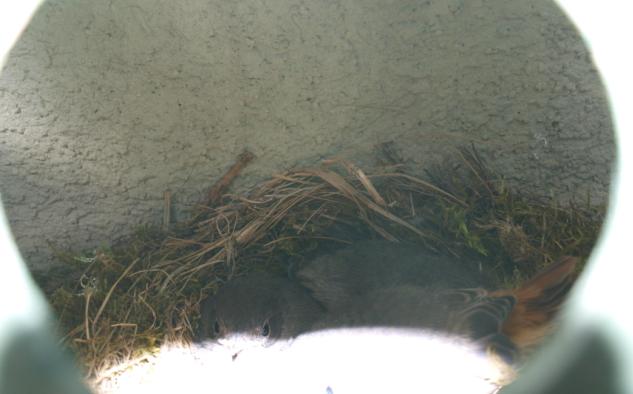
<box><xmin>0</xmin><ymin>0</ymin><xmax>614</xmax><ymax>270</ymax></box>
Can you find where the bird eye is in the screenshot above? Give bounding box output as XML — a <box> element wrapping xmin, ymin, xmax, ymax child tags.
<box><xmin>212</xmin><ymin>320</ymin><xmax>222</xmax><ymax>336</ymax></box>
<box><xmin>261</xmin><ymin>321</ymin><xmax>271</xmax><ymax>337</ymax></box>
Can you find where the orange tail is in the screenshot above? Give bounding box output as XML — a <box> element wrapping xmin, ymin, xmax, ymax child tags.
<box><xmin>493</xmin><ymin>256</ymin><xmax>579</xmax><ymax>349</ymax></box>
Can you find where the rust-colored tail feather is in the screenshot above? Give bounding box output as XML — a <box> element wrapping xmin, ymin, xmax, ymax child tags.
<box><xmin>493</xmin><ymin>256</ymin><xmax>579</xmax><ymax>349</ymax></box>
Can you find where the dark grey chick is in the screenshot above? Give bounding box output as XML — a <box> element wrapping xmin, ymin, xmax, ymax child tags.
<box><xmin>315</xmin><ymin>254</ymin><xmax>578</xmax><ymax>365</ymax></box>
<box><xmin>296</xmin><ymin>240</ymin><xmax>490</xmax><ymax>311</ymax></box>
<box><xmin>196</xmin><ymin>242</ymin><xmax>575</xmax><ymax>370</ymax></box>
<box><xmin>317</xmin><ymin>285</ymin><xmax>518</xmax><ymax>363</ymax></box>
<box><xmin>197</xmin><ymin>272</ymin><xmax>325</xmax><ymax>344</ymax></box>
<box><xmin>198</xmin><ymin>241</ymin><xmax>488</xmax><ymax>344</ymax></box>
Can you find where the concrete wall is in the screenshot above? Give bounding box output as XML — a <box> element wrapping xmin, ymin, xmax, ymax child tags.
<box><xmin>0</xmin><ymin>0</ymin><xmax>614</xmax><ymax>270</ymax></box>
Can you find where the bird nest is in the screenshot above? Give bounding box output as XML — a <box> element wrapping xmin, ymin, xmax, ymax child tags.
<box><xmin>35</xmin><ymin>144</ymin><xmax>604</xmax><ymax>383</ymax></box>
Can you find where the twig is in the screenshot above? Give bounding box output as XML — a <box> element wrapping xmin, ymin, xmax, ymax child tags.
<box><xmin>84</xmin><ymin>289</ymin><xmax>93</xmax><ymax>340</ymax></box>
<box><xmin>162</xmin><ymin>190</ymin><xmax>172</xmax><ymax>232</ymax></box>
<box><xmin>205</xmin><ymin>150</ymin><xmax>256</xmax><ymax>207</ymax></box>
<box><xmin>263</xmin><ymin>235</ymin><xmax>351</xmax><ymax>247</ymax></box>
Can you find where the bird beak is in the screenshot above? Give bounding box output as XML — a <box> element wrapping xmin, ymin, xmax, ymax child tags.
<box><xmin>217</xmin><ymin>333</ymin><xmax>270</xmax><ymax>361</ymax></box>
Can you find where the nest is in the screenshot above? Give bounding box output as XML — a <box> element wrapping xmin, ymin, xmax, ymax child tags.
<box><xmin>36</xmin><ymin>145</ymin><xmax>604</xmax><ymax>382</ymax></box>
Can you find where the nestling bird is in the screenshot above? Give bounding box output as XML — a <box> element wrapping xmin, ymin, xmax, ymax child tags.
<box><xmin>197</xmin><ymin>241</ymin><xmax>484</xmax><ymax>344</ymax></box>
<box><xmin>295</xmin><ymin>241</ymin><xmax>491</xmax><ymax>311</ymax></box>
<box><xmin>314</xmin><ymin>254</ymin><xmax>577</xmax><ymax>363</ymax></box>
<box><xmin>197</xmin><ymin>272</ymin><xmax>325</xmax><ymax>343</ymax></box>
<box><xmin>197</xmin><ymin>241</ymin><xmax>577</xmax><ymax>367</ymax></box>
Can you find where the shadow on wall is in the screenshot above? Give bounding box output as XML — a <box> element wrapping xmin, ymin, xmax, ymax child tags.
<box><xmin>0</xmin><ymin>0</ymin><xmax>614</xmax><ymax>269</ymax></box>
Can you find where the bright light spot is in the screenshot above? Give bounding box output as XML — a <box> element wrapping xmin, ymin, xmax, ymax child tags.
<box><xmin>92</xmin><ymin>328</ymin><xmax>511</xmax><ymax>394</ymax></box>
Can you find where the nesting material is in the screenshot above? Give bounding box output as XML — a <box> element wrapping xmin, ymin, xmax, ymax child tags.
<box><xmin>37</xmin><ymin>146</ymin><xmax>604</xmax><ymax>382</ymax></box>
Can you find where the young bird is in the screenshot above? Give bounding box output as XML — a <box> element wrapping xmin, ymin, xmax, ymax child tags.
<box><xmin>197</xmin><ymin>241</ymin><xmax>577</xmax><ymax>368</ymax></box>
<box><xmin>197</xmin><ymin>272</ymin><xmax>324</xmax><ymax>344</ymax></box>
<box><xmin>296</xmin><ymin>240</ymin><xmax>492</xmax><ymax>311</ymax></box>
<box><xmin>316</xmin><ymin>255</ymin><xmax>577</xmax><ymax>364</ymax></box>
<box><xmin>197</xmin><ymin>241</ymin><xmax>485</xmax><ymax>346</ymax></box>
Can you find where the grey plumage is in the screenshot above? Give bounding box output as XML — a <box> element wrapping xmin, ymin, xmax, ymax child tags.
<box><xmin>314</xmin><ymin>284</ymin><xmax>519</xmax><ymax>363</ymax></box>
<box><xmin>197</xmin><ymin>241</ymin><xmax>495</xmax><ymax>344</ymax></box>
<box><xmin>195</xmin><ymin>240</ymin><xmax>532</xmax><ymax>366</ymax></box>
<box><xmin>296</xmin><ymin>240</ymin><xmax>490</xmax><ymax>311</ymax></box>
<box><xmin>198</xmin><ymin>272</ymin><xmax>325</xmax><ymax>341</ymax></box>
